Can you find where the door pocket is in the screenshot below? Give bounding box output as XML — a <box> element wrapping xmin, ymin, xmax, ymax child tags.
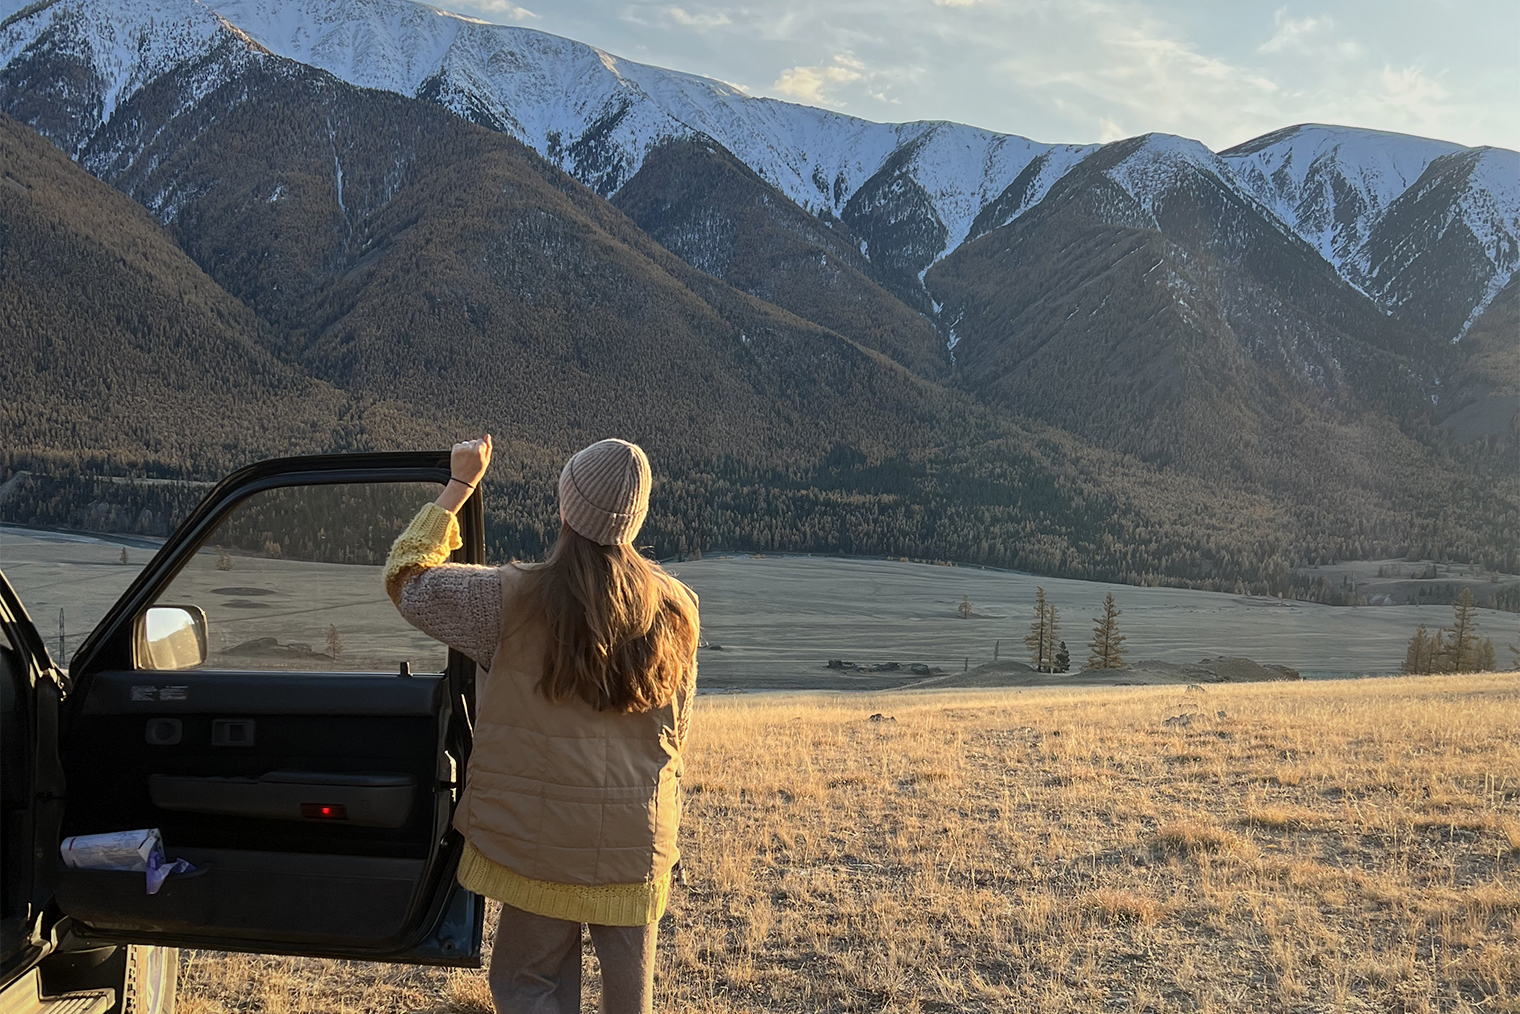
<box><xmin>56</xmin><ymin>864</ymin><xmax>214</xmax><ymax>933</ymax></box>
<box><xmin>58</xmin><ymin>850</ymin><xmax>428</xmax><ymax>945</ymax></box>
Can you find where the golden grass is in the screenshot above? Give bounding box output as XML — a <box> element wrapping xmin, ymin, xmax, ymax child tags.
<box><xmin>176</xmin><ymin>672</ymin><xmax>1520</xmax><ymax>1012</ymax></box>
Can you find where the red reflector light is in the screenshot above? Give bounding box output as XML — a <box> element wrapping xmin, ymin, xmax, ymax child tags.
<box><xmin>300</xmin><ymin>803</ymin><xmax>349</xmax><ymax>820</ymax></box>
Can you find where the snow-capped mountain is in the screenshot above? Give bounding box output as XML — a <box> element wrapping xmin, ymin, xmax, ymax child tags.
<box><xmin>930</xmin><ymin>127</ymin><xmax>1441</xmax><ymax>458</ymax></box>
<box><xmin>0</xmin><ymin>0</ymin><xmax>252</xmax><ymax>154</ymax></box>
<box><xmin>1221</xmin><ymin>124</ymin><xmax>1465</xmax><ymax>270</ymax></box>
<box><xmin>1223</xmin><ymin>124</ymin><xmax>1518</xmax><ymax>337</ymax></box>
<box><xmin>1354</xmin><ymin>146</ymin><xmax>1520</xmax><ymax>338</ymax></box>
<box><xmin>201</xmin><ymin>0</ymin><xmax>1099</xmax><ymax>273</ymax></box>
<box><xmin>2</xmin><ymin>0</ymin><xmax>1516</xmax><ymax>335</ymax></box>
<box><xmin>1097</xmin><ymin>132</ymin><xmax>1305</xmax><ymax>243</ymax></box>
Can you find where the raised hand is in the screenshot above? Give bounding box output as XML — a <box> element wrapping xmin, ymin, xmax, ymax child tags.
<box><xmin>451</xmin><ymin>434</ymin><xmax>493</xmax><ymax>488</ymax></box>
<box><xmin>435</xmin><ymin>434</ymin><xmax>492</xmax><ymax>514</ymax></box>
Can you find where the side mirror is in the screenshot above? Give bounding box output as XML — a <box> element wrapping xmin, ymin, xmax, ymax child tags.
<box><xmin>136</xmin><ymin>606</ymin><xmax>209</xmax><ymax>671</ymax></box>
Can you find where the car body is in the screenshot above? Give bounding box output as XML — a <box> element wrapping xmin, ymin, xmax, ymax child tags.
<box><xmin>0</xmin><ymin>453</ymin><xmax>487</xmax><ymax>1012</ymax></box>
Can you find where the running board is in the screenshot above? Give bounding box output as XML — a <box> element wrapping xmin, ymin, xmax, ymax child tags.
<box><xmin>0</xmin><ymin>970</ymin><xmax>115</xmax><ymax>1014</ymax></box>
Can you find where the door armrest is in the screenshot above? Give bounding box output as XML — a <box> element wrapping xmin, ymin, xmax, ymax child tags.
<box><xmin>148</xmin><ymin>771</ymin><xmax>416</xmax><ymax>829</ymax></box>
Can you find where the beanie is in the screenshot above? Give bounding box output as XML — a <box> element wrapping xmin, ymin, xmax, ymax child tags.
<box><xmin>558</xmin><ymin>439</ymin><xmax>652</xmax><ymax>546</ymax></box>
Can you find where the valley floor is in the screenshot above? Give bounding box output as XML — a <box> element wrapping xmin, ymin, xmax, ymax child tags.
<box><xmin>5</xmin><ymin>526</ymin><xmax>1515</xmax><ymax>682</ymax></box>
<box><xmin>173</xmin><ymin>674</ymin><xmax>1519</xmax><ymax>1012</ymax></box>
<box><xmin>669</xmin><ymin>554</ymin><xmax>1516</xmax><ymax>688</ymax></box>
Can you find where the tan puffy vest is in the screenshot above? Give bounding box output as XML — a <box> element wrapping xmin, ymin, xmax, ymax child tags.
<box><xmin>453</xmin><ymin>565</ymin><xmax>686</xmax><ymax>886</ymax></box>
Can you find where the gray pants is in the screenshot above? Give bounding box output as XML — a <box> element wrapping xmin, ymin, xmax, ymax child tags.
<box><xmin>487</xmin><ymin>902</ymin><xmax>658</xmax><ymax>1014</ymax></box>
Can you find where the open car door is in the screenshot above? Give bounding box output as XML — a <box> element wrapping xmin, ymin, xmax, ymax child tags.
<box><xmin>48</xmin><ymin>453</ymin><xmax>484</xmax><ymax>964</ymax></box>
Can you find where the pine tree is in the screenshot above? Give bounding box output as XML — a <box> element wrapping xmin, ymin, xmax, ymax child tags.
<box><xmin>1025</xmin><ymin>586</ymin><xmax>1048</xmax><ymax>671</ymax></box>
<box><xmin>1024</xmin><ymin>588</ymin><xmax>1060</xmax><ymax>673</ymax></box>
<box><xmin>958</xmin><ymin>595</ymin><xmax>973</xmax><ymax>619</ymax></box>
<box><xmin>1398</xmin><ymin>626</ymin><xmax>1434</xmax><ymax>674</ymax></box>
<box><xmin>1479</xmin><ymin>638</ymin><xmax>1496</xmax><ymax>672</ymax></box>
<box><xmin>1055</xmin><ymin>641</ymin><xmax>1070</xmax><ymax>673</ymax></box>
<box><xmin>1432</xmin><ymin>628</ymin><xmax>1451</xmax><ymax>673</ymax></box>
<box><xmin>1443</xmin><ymin>589</ymin><xmax>1481</xmax><ymax>673</ymax></box>
<box><xmin>326</xmin><ymin>624</ymin><xmax>343</xmax><ymax>660</ymax></box>
<box><xmin>1087</xmin><ymin>592</ymin><xmax>1126</xmax><ymax>669</ymax></box>
<box><xmin>1048</xmin><ymin>604</ymin><xmax>1060</xmax><ymax>672</ymax></box>
<box><xmin>1403</xmin><ymin>626</ymin><xmax>1431</xmax><ymax>675</ymax></box>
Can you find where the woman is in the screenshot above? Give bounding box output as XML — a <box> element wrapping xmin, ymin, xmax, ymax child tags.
<box><xmin>384</xmin><ymin>435</ymin><xmax>699</xmax><ymax>1014</ymax></box>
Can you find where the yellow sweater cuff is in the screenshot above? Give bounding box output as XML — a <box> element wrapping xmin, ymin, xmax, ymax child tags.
<box><xmin>384</xmin><ymin>503</ymin><xmax>463</xmax><ymax>604</ymax></box>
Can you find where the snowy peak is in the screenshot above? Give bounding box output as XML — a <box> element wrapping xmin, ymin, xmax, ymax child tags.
<box><xmin>1068</xmin><ymin>131</ymin><xmax>1312</xmax><ymax>250</ymax></box>
<box><xmin>1354</xmin><ymin>144</ymin><xmax>1520</xmax><ymax>337</ymax></box>
<box><xmin>213</xmin><ymin>0</ymin><xmax>470</xmax><ymax>93</ymax></box>
<box><xmin>1423</xmin><ymin>146</ymin><xmax>1520</xmax><ymax>273</ymax></box>
<box><xmin>1103</xmin><ymin>132</ymin><xmax>1237</xmax><ymax>214</ymax></box>
<box><xmin>1221</xmin><ymin>123</ymin><xmax>1465</xmax><ymax>269</ymax></box>
<box><xmin>0</xmin><ymin>0</ymin><xmax>242</xmax><ymax>136</ymax></box>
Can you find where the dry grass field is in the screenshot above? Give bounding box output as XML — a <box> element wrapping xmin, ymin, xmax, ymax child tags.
<box><xmin>175</xmin><ymin>673</ymin><xmax>1519</xmax><ymax>1013</ymax></box>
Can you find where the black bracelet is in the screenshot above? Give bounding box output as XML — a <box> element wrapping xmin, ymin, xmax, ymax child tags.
<box><xmin>448</xmin><ymin>477</ymin><xmax>477</xmax><ymax>491</ymax></box>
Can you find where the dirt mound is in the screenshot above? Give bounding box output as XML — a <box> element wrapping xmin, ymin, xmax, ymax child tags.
<box><xmin>1197</xmin><ymin>656</ymin><xmax>1302</xmax><ymax>682</ymax></box>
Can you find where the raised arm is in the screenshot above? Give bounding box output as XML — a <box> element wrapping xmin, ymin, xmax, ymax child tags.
<box><xmin>383</xmin><ymin>437</ymin><xmax>501</xmax><ymax>670</ymax></box>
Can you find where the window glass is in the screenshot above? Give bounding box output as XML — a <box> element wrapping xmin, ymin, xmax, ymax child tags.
<box><xmin>149</xmin><ymin>482</ymin><xmax>447</xmax><ymax>673</ymax></box>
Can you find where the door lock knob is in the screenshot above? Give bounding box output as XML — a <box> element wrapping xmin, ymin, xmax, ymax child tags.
<box><xmin>145</xmin><ymin>718</ymin><xmax>183</xmax><ymax>745</ymax></box>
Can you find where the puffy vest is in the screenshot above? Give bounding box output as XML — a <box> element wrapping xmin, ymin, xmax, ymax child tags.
<box><xmin>453</xmin><ymin>566</ymin><xmax>685</xmax><ymax>886</ymax></box>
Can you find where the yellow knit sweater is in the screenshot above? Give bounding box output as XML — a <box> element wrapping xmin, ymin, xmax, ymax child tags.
<box><xmin>384</xmin><ymin>503</ymin><xmax>671</xmax><ymax>926</ymax></box>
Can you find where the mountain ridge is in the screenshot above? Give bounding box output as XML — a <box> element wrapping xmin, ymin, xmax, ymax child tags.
<box><xmin>9</xmin><ymin>0</ymin><xmax>1513</xmax><ymax>331</ymax></box>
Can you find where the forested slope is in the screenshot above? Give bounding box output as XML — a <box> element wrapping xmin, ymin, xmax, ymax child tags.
<box><xmin>0</xmin><ymin>112</ymin><xmax>358</xmax><ymax>470</ymax></box>
<box><xmin>612</xmin><ymin>138</ymin><xmax>949</xmax><ymax>380</ymax></box>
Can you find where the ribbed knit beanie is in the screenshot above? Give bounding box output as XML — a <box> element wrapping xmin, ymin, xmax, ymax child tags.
<box><xmin>558</xmin><ymin>439</ymin><xmax>652</xmax><ymax>546</ymax></box>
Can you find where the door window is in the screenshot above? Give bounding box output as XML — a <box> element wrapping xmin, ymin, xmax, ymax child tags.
<box><xmin>147</xmin><ymin>483</ymin><xmax>447</xmax><ymax>673</ymax></box>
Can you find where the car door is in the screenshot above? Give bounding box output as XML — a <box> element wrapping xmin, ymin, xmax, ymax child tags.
<box><xmin>42</xmin><ymin>452</ymin><xmax>485</xmax><ymax>965</ymax></box>
<box><xmin>0</xmin><ymin>569</ymin><xmax>67</xmax><ymax>984</ymax></box>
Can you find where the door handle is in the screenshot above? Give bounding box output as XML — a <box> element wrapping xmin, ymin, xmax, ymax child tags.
<box><xmin>211</xmin><ymin>719</ymin><xmax>255</xmax><ymax>746</ymax></box>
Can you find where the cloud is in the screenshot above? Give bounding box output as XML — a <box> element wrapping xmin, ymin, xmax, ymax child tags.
<box><xmin>1294</xmin><ymin>63</ymin><xmax>1456</xmax><ymax>140</ymax></box>
<box><xmin>1258</xmin><ymin>7</ymin><xmax>1363</xmax><ymax>62</ymax></box>
<box><xmin>469</xmin><ymin>0</ymin><xmax>538</xmax><ymax>19</ymax></box>
<box><xmin>1259</xmin><ymin>9</ymin><xmax>1333</xmax><ymax>54</ymax></box>
<box><xmin>1377</xmin><ymin>64</ymin><xmax>1450</xmax><ymax>108</ymax></box>
<box><xmin>773</xmin><ymin>52</ymin><xmax>867</xmax><ymax>106</ymax></box>
<box><xmin>1097</xmin><ymin>116</ymin><xmax>1126</xmax><ymax>142</ymax></box>
<box><xmin>538</xmin><ymin>0</ymin><xmax>1513</xmax><ymax>151</ymax></box>
<box><xmin>998</xmin><ymin>1</ymin><xmax>1281</xmax><ymax>143</ymax></box>
<box><xmin>662</xmin><ymin>5</ymin><xmax>731</xmax><ymax>30</ymax></box>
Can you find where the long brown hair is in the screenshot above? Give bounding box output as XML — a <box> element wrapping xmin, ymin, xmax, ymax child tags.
<box><xmin>523</xmin><ymin>523</ymin><xmax>699</xmax><ymax>713</ymax></box>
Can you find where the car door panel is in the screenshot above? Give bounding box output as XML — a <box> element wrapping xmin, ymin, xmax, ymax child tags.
<box><xmin>47</xmin><ymin>453</ymin><xmax>483</xmax><ymax>965</ymax></box>
<box><xmin>65</xmin><ymin>672</ymin><xmax>450</xmax><ymax>857</ymax></box>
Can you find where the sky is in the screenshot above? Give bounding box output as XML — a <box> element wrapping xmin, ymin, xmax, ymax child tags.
<box><xmin>443</xmin><ymin>0</ymin><xmax>1517</xmax><ymax>151</ymax></box>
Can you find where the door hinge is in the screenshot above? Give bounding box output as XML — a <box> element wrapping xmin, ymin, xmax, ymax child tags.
<box><xmin>39</xmin><ymin>665</ymin><xmax>69</xmax><ymax>698</ymax></box>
